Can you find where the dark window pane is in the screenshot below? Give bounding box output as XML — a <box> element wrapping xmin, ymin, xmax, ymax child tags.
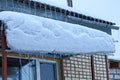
<box><xmin>67</xmin><ymin>0</ymin><xmax>73</xmax><ymax>7</ymax></box>
<box><xmin>40</xmin><ymin>63</ymin><xmax>56</xmax><ymax>80</ymax></box>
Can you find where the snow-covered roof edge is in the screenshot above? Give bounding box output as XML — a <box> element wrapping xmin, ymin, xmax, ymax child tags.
<box><xmin>0</xmin><ymin>11</ymin><xmax>115</xmax><ymax>55</ymax></box>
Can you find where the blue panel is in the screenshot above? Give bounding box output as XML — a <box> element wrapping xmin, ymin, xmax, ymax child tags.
<box><xmin>0</xmin><ymin>0</ymin><xmax>113</xmax><ymax>34</ymax></box>
<box><xmin>40</xmin><ymin>63</ymin><xmax>56</xmax><ymax>80</ymax></box>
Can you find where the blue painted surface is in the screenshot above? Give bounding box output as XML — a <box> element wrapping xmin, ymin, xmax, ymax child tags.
<box><xmin>0</xmin><ymin>0</ymin><xmax>115</xmax><ymax>34</ymax></box>
<box><xmin>40</xmin><ymin>63</ymin><xmax>55</xmax><ymax>80</ymax></box>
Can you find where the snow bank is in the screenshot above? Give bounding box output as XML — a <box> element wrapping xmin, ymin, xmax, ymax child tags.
<box><xmin>0</xmin><ymin>11</ymin><xmax>115</xmax><ymax>54</ymax></box>
<box><xmin>109</xmin><ymin>47</ymin><xmax>120</xmax><ymax>60</ymax></box>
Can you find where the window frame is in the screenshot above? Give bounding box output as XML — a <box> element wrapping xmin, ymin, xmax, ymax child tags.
<box><xmin>67</xmin><ymin>0</ymin><xmax>73</xmax><ymax>7</ymax></box>
<box><xmin>36</xmin><ymin>59</ymin><xmax>59</xmax><ymax>80</ymax></box>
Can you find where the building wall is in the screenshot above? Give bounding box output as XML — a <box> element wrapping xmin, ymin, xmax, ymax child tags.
<box><xmin>0</xmin><ymin>52</ymin><xmax>63</xmax><ymax>80</ymax></box>
<box><xmin>0</xmin><ymin>52</ymin><xmax>109</xmax><ymax>80</ymax></box>
<box><xmin>109</xmin><ymin>68</ymin><xmax>120</xmax><ymax>80</ymax></box>
<box><xmin>0</xmin><ymin>0</ymin><xmax>112</xmax><ymax>34</ymax></box>
<box><xmin>37</xmin><ymin>0</ymin><xmax>82</xmax><ymax>11</ymax></box>
<box><xmin>93</xmin><ymin>55</ymin><xmax>107</xmax><ymax>80</ymax></box>
<box><xmin>63</xmin><ymin>55</ymin><xmax>92</xmax><ymax>80</ymax></box>
<box><xmin>29</xmin><ymin>0</ymin><xmax>80</xmax><ymax>10</ymax></box>
<box><xmin>0</xmin><ymin>0</ymin><xmax>113</xmax><ymax>79</ymax></box>
<box><xmin>63</xmin><ymin>54</ymin><xmax>108</xmax><ymax>80</ymax></box>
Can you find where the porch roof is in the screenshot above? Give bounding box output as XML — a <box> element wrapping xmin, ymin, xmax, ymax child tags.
<box><xmin>0</xmin><ymin>11</ymin><xmax>115</xmax><ymax>55</ymax></box>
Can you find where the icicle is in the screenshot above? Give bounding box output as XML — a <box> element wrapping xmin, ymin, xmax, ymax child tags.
<box><xmin>55</xmin><ymin>8</ymin><xmax>57</xmax><ymax>20</ymax></box>
<box><xmin>23</xmin><ymin>0</ymin><xmax>25</xmax><ymax>13</ymax></box>
<box><xmin>45</xmin><ymin>53</ymin><xmax>47</xmax><ymax>59</ymax></box>
<box><xmin>60</xmin><ymin>9</ymin><xmax>62</xmax><ymax>18</ymax></box>
<box><xmin>64</xmin><ymin>10</ymin><xmax>67</xmax><ymax>21</ymax></box>
<box><xmin>18</xmin><ymin>53</ymin><xmax>23</xmax><ymax>80</ymax></box>
<box><xmin>28</xmin><ymin>1</ymin><xmax>31</xmax><ymax>14</ymax></box>
<box><xmin>11</xmin><ymin>0</ymin><xmax>14</xmax><ymax>10</ymax></box>
<box><xmin>34</xmin><ymin>2</ymin><xmax>37</xmax><ymax>15</ymax></box>
<box><xmin>39</xmin><ymin>3</ymin><xmax>41</xmax><ymax>16</ymax></box>
<box><xmin>53</xmin><ymin>7</ymin><xmax>56</xmax><ymax>20</ymax></box>
<box><xmin>80</xmin><ymin>15</ymin><xmax>83</xmax><ymax>22</ymax></box>
<box><xmin>49</xmin><ymin>6</ymin><xmax>52</xmax><ymax>18</ymax></box>
<box><xmin>0</xmin><ymin>0</ymin><xmax>1</xmax><ymax>9</ymax></box>
<box><xmin>68</xmin><ymin>11</ymin><xmax>71</xmax><ymax>21</ymax></box>
<box><xmin>19</xmin><ymin>0</ymin><xmax>22</xmax><ymax>12</ymax></box>
<box><xmin>44</xmin><ymin>4</ymin><xmax>46</xmax><ymax>17</ymax></box>
<box><xmin>73</xmin><ymin>12</ymin><xmax>75</xmax><ymax>20</ymax></box>
<box><xmin>53</xmin><ymin>53</ymin><xmax>55</xmax><ymax>61</ymax></box>
<box><xmin>41</xmin><ymin>52</ymin><xmax>45</xmax><ymax>62</ymax></box>
<box><xmin>78</xmin><ymin>14</ymin><xmax>80</xmax><ymax>25</ymax></box>
<box><xmin>16</xmin><ymin>0</ymin><xmax>20</xmax><ymax>12</ymax></box>
<box><xmin>41</xmin><ymin>53</ymin><xmax>43</xmax><ymax>59</ymax></box>
<box><xmin>5</xmin><ymin>0</ymin><xmax>8</xmax><ymax>9</ymax></box>
<box><xmin>77</xmin><ymin>13</ymin><xmax>79</xmax><ymax>24</ymax></box>
<box><xmin>19</xmin><ymin>53</ymin><xmax>22</xmax><ymax>68</ymax></box>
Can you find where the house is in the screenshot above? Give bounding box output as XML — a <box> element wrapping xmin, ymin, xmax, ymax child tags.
<box><xmin>108</xmin><ymin>52</ymin><xmax>120</xmax><ymax>80</ymax></box>
<box><xmin>0</xmin><ymin>0</ymin><xmax>119</xmax><ymax>80</ymax></box>
<box><xmin>109</xmin><ymin>60</ymin><xmax>120</xmax><ymax>80</ymax></box>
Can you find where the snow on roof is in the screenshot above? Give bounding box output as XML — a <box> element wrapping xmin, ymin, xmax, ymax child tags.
<box><xmin>0</xmin><ymin>11</ymin><xmax>115</xmax><ymax>54</ymax></box>
<box><xmin>109</xmin><ymin>54</ymin><xmax>120</xmax><ymax>61</ymax></box>
<box><xmin>108</xmin><ymin>46</ymin><xmax>120</xmax><ymax>60</ymax></box>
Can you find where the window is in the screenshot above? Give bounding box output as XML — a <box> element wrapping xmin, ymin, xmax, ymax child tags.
<box><xmin>67</xmin><ymin>0</ymin><xmax>73</xmax><ymax>7</ymax></box>
<box><xmin>21</xmin><ymin>60</ymin><xmax>36</xmax><ymax>80</ymax></box>
<box><xmin>36</xmin><ymin>60</ymin><xmax>59</xmax><ymax>80</ymax></box>
<box><xmin>0</xmin><ymin>57</ymin><xmax>59</xmax><ymax>80</ymax></box>
<box><xmin>0</xmin><ymin>57</ymin><xmax>36</xmax><ymax>80</ymax></box>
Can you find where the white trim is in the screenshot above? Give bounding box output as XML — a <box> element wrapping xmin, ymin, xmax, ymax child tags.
<box><xmin>56</xmin><ymin>62</ymin><xmax>60</xmax><ymax>80</ymax></box>
<box><xmin>36</xmin><ymin>59</ymin><xmax>41</xmax><ymax>80</ymax></box>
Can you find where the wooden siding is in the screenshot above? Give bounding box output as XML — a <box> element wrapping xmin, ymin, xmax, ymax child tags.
<box><xmin>110</xmin><ymin>61</ymin><xmax>120</xmax><ymax>68</ymax></box>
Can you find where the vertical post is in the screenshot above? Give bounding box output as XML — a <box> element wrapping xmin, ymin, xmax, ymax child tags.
<box><xmin>91</xmin><ymin>55</ymin><xmax>95</xmax><ymax>80</ymax></box>
<box><xmin>105</xmin><ymin>55</ymin><xmax>110</xmax><ymax>80</ymax></box>
<box><xmin>19</xmin><ymin>67</ymin><xmax>22</xmax><ymax>80</ymax></box>
<box><xmin>61</xmin><ymin>58</ymin><xmax>65</xmax><ymax>80</ymax></box>
<box><xmin>1</xmin><ymin>23</ymin><xmax>7</xmax><ymax>80</ymax></box>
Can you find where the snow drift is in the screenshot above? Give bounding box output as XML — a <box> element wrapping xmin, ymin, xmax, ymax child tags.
<box><xmin>0</xmin><ymin>11</ymin><xmax>115</xmax><ymax>54</ymax></box>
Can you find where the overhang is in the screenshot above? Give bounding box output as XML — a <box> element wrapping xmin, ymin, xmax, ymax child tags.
<box><xmin>0</xmin><ymin>11</ymin><xmax>115</xmax><ymax>55</ymax></box>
